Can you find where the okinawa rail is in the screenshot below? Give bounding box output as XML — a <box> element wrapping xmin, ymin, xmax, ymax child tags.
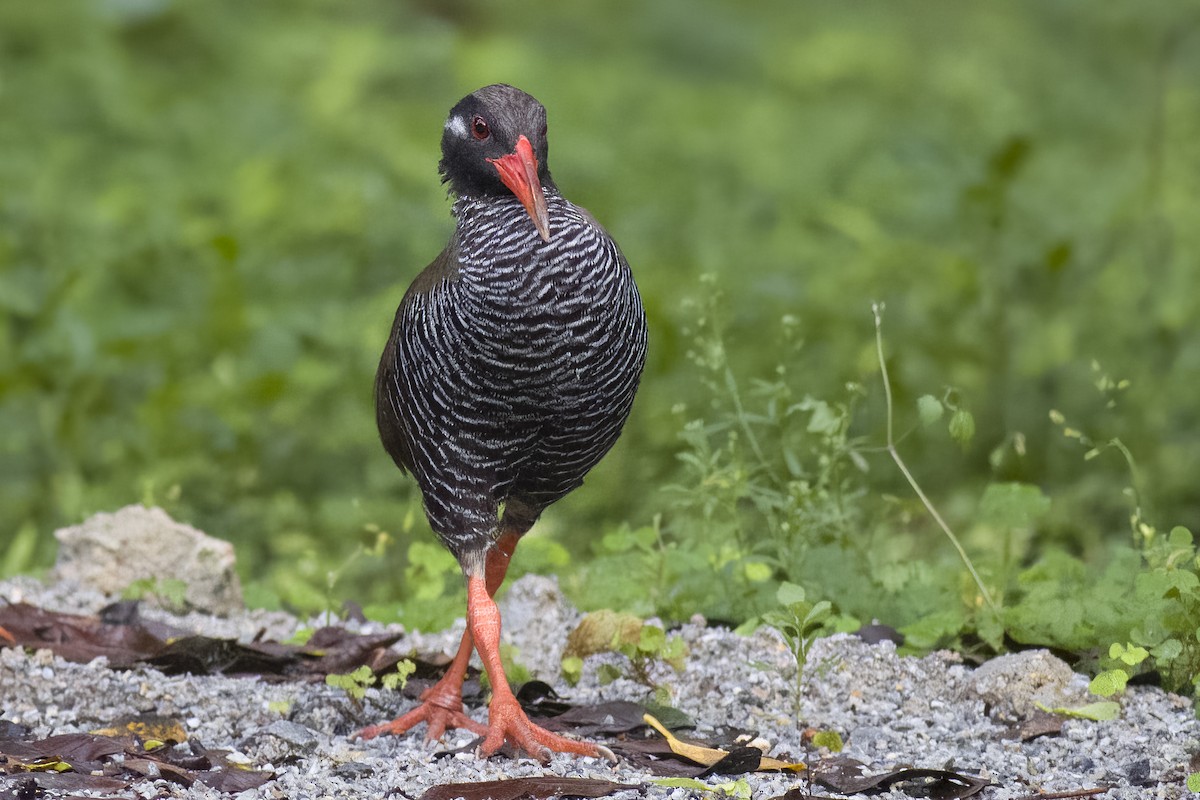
<box><xmin>359</xmin><ymin>85</ymin><xmax>647</xmax><ymax>760</ymax></box>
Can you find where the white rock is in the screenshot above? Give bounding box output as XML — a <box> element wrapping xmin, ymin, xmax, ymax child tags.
<box><xmin>50</xmin><ymin>505</ymin><xmax>242</xmax><ymax>616</ymax></box>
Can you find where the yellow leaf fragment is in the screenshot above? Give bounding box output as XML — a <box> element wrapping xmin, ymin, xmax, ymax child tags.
<box><xmin>644</xmin><ymin>713</ymin><xmax>729</xmax><ymax>767</ymax></box>
<box><xmin>91</xmin><ymin>715</ymin><xmax>188</xmax><ymax>745</ymax></box>
<box><xmin>642</xmin><ymin>714</ymin><xmax>805</xmax><ymax>772</ymax></box>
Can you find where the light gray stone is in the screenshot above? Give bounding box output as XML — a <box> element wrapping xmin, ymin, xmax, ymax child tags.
<box><xmin>50</xmin><ymin>505</ymin><xmax>243</xmax><ymax>616</ymax></box>
<box><xmin>965</xmin><ymin>648</ymin><xmax>1090</xmax><ymax>721</ymax></box>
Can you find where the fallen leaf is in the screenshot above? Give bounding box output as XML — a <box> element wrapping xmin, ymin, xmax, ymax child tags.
<box><xmin>517</xmin><ymin>680</ymin><xmax>575</xmax><ymax>717</ymax></box>
<box><xmin>799</xmin><ymin>754</ymin><xmax>990</xmax><ymax>799</ymax></box>
<box><xmin>90</xmin><ymin>713</ymin><xmax>188</xmax><ymax>745</ymax></box>
<box><xmin>1036</xmin><ymin>701</ymin><xmax>1121</xmax><ymax>721</ymax></box>
<box><xmin>643</xmin><ymin>715</ymin><xmax>804</xmax><ymax>774</ymax></box>
<box><xmin>697</xmin><ymin>746</ymin><xmax>767</xmax><ymax>777</ymax></box>
<box><xmin>539</xmin><ymin>701</ymin><xmax>653</xmax><ymax>736</ymax></box>
<box><xmin>0</xmin><ymin>727</ymin><xmax>274</xmax><ymax>795</ymax></box>
<box><xmin>147</xmin><ymin>635</ymin><xmax>295</xmax><ymax>676</ymax></box>
<box><xmin>0</xmin><ymin>600</ymin><xmax>405</xmax><ymax>683</ymax></box>
<box><xmin>643</xmin><ymin>713</ymin><xmax>729</xmax><ymax>767</ymax></box>
<box><xmin>1006</xmin><ymin>710</ymin><xmax>1064</xmax><ymax>742</ymax></box>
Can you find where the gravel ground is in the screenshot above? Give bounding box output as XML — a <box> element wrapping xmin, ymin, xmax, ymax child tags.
<box><xmin>2</xmin><ymin>574</ymin><xmax>1197</xmax><ymax>799</ymax></box>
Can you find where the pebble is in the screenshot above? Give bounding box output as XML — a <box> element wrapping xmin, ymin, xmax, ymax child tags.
<box><xmin>1</xmin><ymin>574</ymin><xmax>1197</xmax><ymax>799</ymax></box>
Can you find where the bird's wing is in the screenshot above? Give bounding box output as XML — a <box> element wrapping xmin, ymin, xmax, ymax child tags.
<box><xmin>374</xmin><ymin>245</ymin><xmax>460</xmax><ymax>476</ymax></box>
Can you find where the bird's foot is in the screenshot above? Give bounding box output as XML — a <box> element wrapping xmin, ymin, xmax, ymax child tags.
<box><xmin>479</xmin><ymin>693</ymin><xmax>615</xmax><ymax>763</ymax></box>
<box><xmin>355</xmin><ymin>682</ymin><xmax>488</xmax><ymax>742</ymax></box>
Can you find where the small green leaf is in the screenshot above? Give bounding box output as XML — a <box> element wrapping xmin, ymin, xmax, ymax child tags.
<box><xmin>267</xmin><ymin>700</ymin><xmax>292</xmax><ymax>715</ymax></box>
<box><xmin>1109</xmin><ymin>643</ymin><xmax>1149</xmax><ymax>666</ymax></box>
<box><xmin>1037</xmin><ymin>701</ymin><xmax>1121</xmax><ymax>721</ymax></box>
<box><xmin>1187</xmin><ymin>771</ymin><xmax>1200</xmax><ymax>792</ymax></box>
<box><xmin>1088</xmin><ymin>669</ymin><xmax>1128</xmax><ymax>697</ymax></box>
<box><xmin>811</xmin><ymin>730</ymin><xmax>843</xmax><ymax>752</ymax></box>
<box><xmin>638</xmin><ymin>624</ymin><xmax>667</xmax><ymax>655</ymax></box>
<box><xmin>743</xmin><ymin>560</ymin><xmax>773</xmax><ymax>582</ymax></box>
<box><xmin>381</xmin><ymin>660</ymin><xmax>415</xmax><ymax>691</ymax></box>
<box><xmin>561</xmin><ymin>655</ymin><xmax>583</xmax><ymax>685</ymax></box>
<box><xmin>1152</xmin><ymin>638</ymin><xmax>1182</xmax><ymax>663</ymax></box>
<box><xmin>1168</xmin><ymin>526</ymin><xmax>1194</xmax><ymax>548</ymax></box>
<box><xmin>803</xmin><ymin>600</ymin><xmax>833</xmax><ymax>627</ymax></box>
<box><xmin>806</xmin><ymin>400</ymin><xmax>841</xmax><ymax>435</ymax></box>
<box><xmin>948</xmin><ymin>408</ymin><xmax>976</xmax><ymax>447</ymax></box>
<box><xmin>978</xmin><ymin>482</ymin><xmax>1051</xmax><ymax>530</ymax></box>
<box><xmin>776</xmin><ymin>581</ymin><xmax>807</xmax><ymax>607</ymax></box>
<box><xmin>651</xmin><ymin>778</ymin><xmax>751</xmax><ymax>800</ymax></box>
<box><xmin>597</xmin><ymin>663</ymin><xmax>622</xmax><ymax>685</ymax></box>
<box><xmin>917</xmin><ymin>394</ymin><xmax>944</xmax><ymax>426</ymax></box>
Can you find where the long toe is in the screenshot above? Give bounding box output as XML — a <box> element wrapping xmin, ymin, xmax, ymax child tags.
<box><xmin>479</xmin><ymin>695</ymin><xmax>612</xmax><ymax>762</ymax></box>
<box><xmin>356</xmin><ymin>699</ymin><xmax>488</xmax><ymax>742</ymax></box>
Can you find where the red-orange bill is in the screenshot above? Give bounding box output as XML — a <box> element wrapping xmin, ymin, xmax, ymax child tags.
<box><xmin>488</xmin><ymin>135</ymin><xmax>551</xmax><ymax>242</ymax></box>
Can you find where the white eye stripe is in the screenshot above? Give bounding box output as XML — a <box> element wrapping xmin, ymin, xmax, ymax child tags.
<box><xmin>444</xmin><ymin>115</ymin><xmax>468</xmax><ymax>137</ymax></box>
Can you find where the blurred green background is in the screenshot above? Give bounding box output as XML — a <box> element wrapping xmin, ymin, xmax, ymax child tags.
<box><xmin>2</xmin><ymin>1</ymin><xmax>1198</xmax><ymax>632</ymax></box>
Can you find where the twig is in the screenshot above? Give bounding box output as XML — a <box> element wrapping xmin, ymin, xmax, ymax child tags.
<box><xmin>871</xmin><ymin>303</ymin><xmax>997</xmax><ymax>613</ymax></box>
<box><xmin>1009</xmin><ymin>787</ymin><xmax>1111</xmax><ymax>800</ymax></box>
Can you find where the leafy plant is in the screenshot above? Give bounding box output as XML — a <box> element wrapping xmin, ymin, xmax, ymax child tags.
<box><xmin>872</xmin><ymin>303</ymin><xmax>994</xmax><ymax>618</ymax></box>
<box><xmin>122</xmin><ymin>578</ymin><xmax>189</xmax><ymax>614</ymax></box>
<box><xmin>1090</xmin><ymin>642</ymin><xmax>1149</xmax><ymax>698</ymax></box>
<box><xmin>810</xmin><ymin>729</ymin><xmax>843</xmax><ymax>753</ymax></box>
<box><xmin>561</xmin><ymin>610</ymin><xmax>687</xmax><ymax>693</ymax></box>
<box><xmin>761</xmin><ymin>582</ymin><xmax>833</xmax><ymax>711</ymax></box>
<box><xmin>325</xmin><ymin>661</ymin><xmax>415</xmax><ymax>703</ymax></box>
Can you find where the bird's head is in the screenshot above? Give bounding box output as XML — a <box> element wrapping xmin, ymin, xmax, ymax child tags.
<box><xmin>440</xmin><ymin>84</ymin><xmax>554</xmax><ymax>242</ymax></box>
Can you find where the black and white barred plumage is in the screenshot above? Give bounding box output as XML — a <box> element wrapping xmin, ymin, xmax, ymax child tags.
<box><xmin>376</xmin><ymin>85</ymin><xmax>647</xmax><ymax>563</ymax></box>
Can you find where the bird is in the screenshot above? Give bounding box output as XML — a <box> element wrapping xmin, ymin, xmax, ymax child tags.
<box><xmin>358</xmin><ymin>84</ymin><xmax>647</xmax><ymax>761</ymax></box>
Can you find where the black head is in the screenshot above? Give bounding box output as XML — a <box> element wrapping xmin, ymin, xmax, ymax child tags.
<box><xmin>439</xmin><ymin>84</ymin><xmax>554</xmax><ymax>199</ymax></box>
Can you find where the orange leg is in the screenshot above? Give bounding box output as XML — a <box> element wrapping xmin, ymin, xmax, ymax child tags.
<box><xmin>356</xmin><ymin>531</ymin><xmax>520</xmax><ymax>742</ymax></box>
<box><xmin>466</xmin><ymin>571</ymin><xmax>614</xmax><ymax>762</ymax></box>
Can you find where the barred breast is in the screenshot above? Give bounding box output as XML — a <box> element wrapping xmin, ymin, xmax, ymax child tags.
<box><xmin>376</xmin><ymin>193</ymin><xmax>647</xmax><ymax>556</ymax></box>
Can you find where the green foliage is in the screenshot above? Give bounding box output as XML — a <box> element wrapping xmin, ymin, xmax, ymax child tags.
<box><xmin>561</xmin><ymin>609</ymin><xmax>687</xmax><ymax>690</ymax></box>
<box><xmin>122</xmin><ymin>577</ymin><xmax>189</xmax><ymax>614</ymax></box>
<box><xmin>651</xmin><ymin>778</ymin><xmax>752</xmax><ymax>800</ymax></box>
<box><xmin>761</xmin><ymin>582</ymin><xmax>835</xmax><ymax>709</ymax></box>
<box><xmin>381</xmin><ymin>660</ymin><xmax>417</xmax><ymax>692</ymax></box>
<box><xmin>810</xmin><ymin>730</ymin><xmax>844</xmax><ymax>753</ymax></box>
<box><xmin>324</xmin><ymin>665</ymin><xmax>376</xmax><ymax>702</ymax></box>
<box><xmin>324</xmin><ymin>661</ymin><xmax>414</xmax><ymax>702</ymax></box>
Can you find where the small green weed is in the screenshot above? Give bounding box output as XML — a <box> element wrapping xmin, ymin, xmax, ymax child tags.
<box><xmin>325</xmin><ymin>661</ymin><xmax>415</xmax><ymax>704</ymax></box>
<box><xmin>760</xmin><ymin>582</ymin><xmax>833</xmax><ymax>712</ymax></box>
<box><xmin>810</xmin><ymin>729</ymin><xmax>843</xmax><ymax>752</ymax></box>
<box><xmin>561</xmin><ymin>609</ymin><xmax>687</xmax><ymax>693</ymax></box>
<box><xmin>122</xmin><ymin>577</ymin><xmax>189</xmax><ymax>614</ymax></box>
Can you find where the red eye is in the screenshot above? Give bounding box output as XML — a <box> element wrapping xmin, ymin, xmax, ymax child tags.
<box><xmin>471</xmin><ymin>116</ymin><xmax>490</xmax><ymax>140</ymax></box>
